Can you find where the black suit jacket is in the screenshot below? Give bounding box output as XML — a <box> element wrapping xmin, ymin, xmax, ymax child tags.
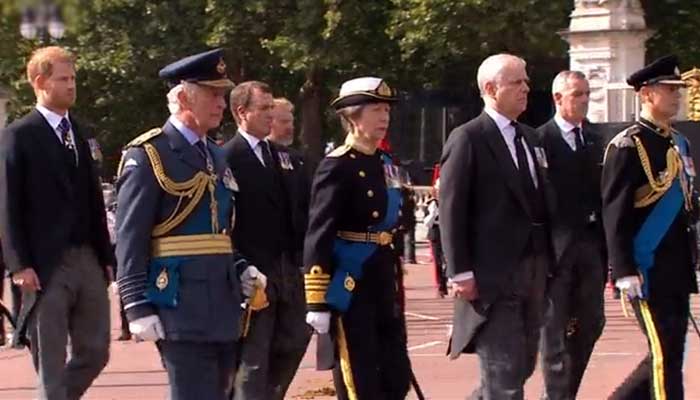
<box><xmin>0</xmin><ymin>109</ymin><xmax>112</xmax><ymax>286</ymax></box>
<box><xmin>439</xmin><ymin>111</ymin><xmax>555</xmax><ymax>304</ymax></box>
<box><xmin>223</xmin><ymin>133</ymin><xmax>299</xmax><ymax>279</ymax></box>
<box><xmin>536</xmin><ymin>119</ymin><xmax>606</xmax><ymax>263</ymax></box>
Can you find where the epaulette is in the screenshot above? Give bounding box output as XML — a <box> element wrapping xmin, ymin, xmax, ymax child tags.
<box><xmin>327</xmin><ymin>144</ymin><xmax>351</xmax><ymax>158</ymax></box>
<box><xmin>125</xmin><ymin>128</ymin><xmax>163</xmax><ymax>148</ymax></box>
<box><xmin>608</xmin><ymin>125</ymin><xmax>640</xmax><ymax>148</ymax></box>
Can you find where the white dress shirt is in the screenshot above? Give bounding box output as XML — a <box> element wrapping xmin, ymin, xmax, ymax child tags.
<box><xmin>554</xmin><ymin>114</ymin><xmax>582</xmax><ymax>151</ymax></box>
<box><xmin>36</xmin><ymin>104</ymin><xmax>78</xmax><ymax>163</ymax></box>
<box><xmin>483</xmin><ymin>106</ymin><xmax>538</xmax><ymax>187</ymax></box>
<box><xmin>239</xmin><ymin>129</ymin><xmax>268</xmax><ymax>166</ymax></box>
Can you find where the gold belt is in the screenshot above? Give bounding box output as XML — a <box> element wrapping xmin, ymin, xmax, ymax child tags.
<box><xmin>151</xmin><ymin>234</ymin><xmax>233</xmax><ymax>257</ymax></box>
<box><xmin>337</xmin><ymin>230</ymin><xmax>393</xmax><ymax>246</ymax></box>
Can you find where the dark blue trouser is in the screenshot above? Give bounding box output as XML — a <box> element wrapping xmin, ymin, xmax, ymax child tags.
<box><xmin>158</xmin><ymin>340</ymin><xmax>237</xmax><ymax>400</ymax></box>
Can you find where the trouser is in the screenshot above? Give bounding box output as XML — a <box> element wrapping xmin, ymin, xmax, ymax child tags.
<box><xmin>159</xmin><ymin>340</ymin><xmax>237</xmax><ymax>400</ymax></box>
<box><xmin>28</xmin><ymin>246</ymin><xmax>110</xmax><ymax>400</ymax></box>
<box><xmin>403</xmin><ymin>226</ymin><xmax>416</xmax><ymax>263</ymax></box>
<box><xmin>429</xmin><ymin>225</ymin><xmax>447</xmax><ymax>295</ymax></box>
<box><xmin>470</xmin><ymin>241</ymin><xmax>549</xmax><ymax>400</ymax></box>
<box><xmin>541</xmin><ymin>230</ymin><xmax>606</xmax><ymax>399</ymax></box>
<box><xmin>232</xmin><ymin>253</ymin><xmax>312</xmax><ymax>400</ymax></box>
<box><xmin>608</xmin><ymin>295</ymin><xmax>689</xmax><ymax>400</ymax></box>
<box><xmin>333</xmin><ymin>249</ymin><xmax>411</xmax><ymax>400</ymax></box>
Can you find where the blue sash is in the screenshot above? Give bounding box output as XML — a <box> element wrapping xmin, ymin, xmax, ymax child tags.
<box><xmin>326</xmin><ymin>154</ymin><xmax>402</xmax><ymax>312</ymax></box>
<box><xmin>632</xmin><ymin>133</ymin><xmax>689</xmax><ymax>297</ymax></box>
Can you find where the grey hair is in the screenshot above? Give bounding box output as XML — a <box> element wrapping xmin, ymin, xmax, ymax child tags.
<box><xmin>551</xmin><ymin>70</ymin><xmax>587</xmax><ymax>95</ymax></box>
<box><xmin>476</xmin><ymin>54</ymin><xmax>526</xmax><ymax>96</ymax></box>
<box><xmin>166</xmin><ymin>82</ymin><xmax>198</xmax><ymax>115</ymax></box>
<box><xmin>336</xmin><ymin>104</ymin><xmax>365</xmax><ymax>133</ymax></box>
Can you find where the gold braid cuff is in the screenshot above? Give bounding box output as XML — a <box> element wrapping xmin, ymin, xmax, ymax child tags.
<box><xmin>305</xmin><ymin>265</ymin><xmax>330</xmax><ymax>305</ymax></box>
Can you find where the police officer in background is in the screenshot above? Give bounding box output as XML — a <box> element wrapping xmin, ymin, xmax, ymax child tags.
<box><xmin>116</xmin><ymin>49</ymin><xmax>266</xmax><ymax>400</ymax></box>
<box><xmin>602</xmin><ymin>55</ymin><xmax>698</xmax><ymax>400</ymax></box>
<box><xmin>304</xmin><ymin>77</ymin><xmax>411</xmax><ymax>399</ymax></box>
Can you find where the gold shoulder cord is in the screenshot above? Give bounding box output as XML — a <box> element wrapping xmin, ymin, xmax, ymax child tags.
<box><xmin>632</xmin><ymin>136</ymin><xmax>682</xmax><ymax>208</ymax></box>
<box><xmin>143</xmin><ymin>143</ymin><xmax>218</xmax><ymax>237</ymax></box>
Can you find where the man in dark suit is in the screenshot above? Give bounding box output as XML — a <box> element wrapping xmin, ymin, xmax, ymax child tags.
<box><xmin>224</xmin><ymin>82</ymin><xmax>311</xmax><ymax>400</ymax></box>
<box><xmin>440</xmin><ymin>53</ymin><xmax>553</xmax><ymax>400</ymax></box>
<box><xmin>536</xmin><ymin>71</ymin><xmax>606</xmax><ymax>400</ymax></box>
<box><xmin>267</xmin><ymin>97</ymin><xmax>311</xmax><ymax>267</ymax></box>
<box><xmin>0</xmin><ymin>46</ymin><xmax>113</xmax><ymax>400</ymax></box>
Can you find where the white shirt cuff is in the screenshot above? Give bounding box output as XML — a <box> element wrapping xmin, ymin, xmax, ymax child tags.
<box><xmin>450</xmin><ymin>271</ymin><xmax>474</xmax><ymax>282</ymax></box>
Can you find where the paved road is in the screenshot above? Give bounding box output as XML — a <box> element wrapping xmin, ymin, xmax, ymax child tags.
<box><xmin>0</xmin><ymin>243</ymin><xmax>698</xmax><ymax>399</ymax></box>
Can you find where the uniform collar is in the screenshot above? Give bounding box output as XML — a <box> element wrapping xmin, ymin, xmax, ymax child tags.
<box><xmin>169</xmin><ymin>115</ymin><xmax>206</xmax><ymax>145</ymax></box>
<box><xmin>553</xmin><ymin>113</ymin><xmax>581</xmax><ymax>134</ymax></box>
<box><xmin>639</xmin><ymin>111</ymin><xmax>671</xmax><ymax>137</ymax></box>
<box><xmin>344</xmin><ymin>133</ymin><xmax>377</xmax><ymax>155</ymax></box>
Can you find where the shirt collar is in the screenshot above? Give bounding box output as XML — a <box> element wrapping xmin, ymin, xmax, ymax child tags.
<box><xmin>35</xmin><ymin>104</ymin><xmax>69</xmax><ymax>130</ymax></box>
<box><xmin>169</xmin><ymin>116</ymin><xmax>204</xmax><ymax>145</ymax></box>
<box><xmin>553</xmin><ymin>114</ymin><xmax>581</xmax><ymax>134</ymax></box>
<box><xmin>238</xmin><ymin>128</ymin><xmax>264</xmax><ymax>150</ymax></box>
<box><xmin>484</xmin><ymin>106</ymin><xmax>514</xmax><ymax>132</ymax></box>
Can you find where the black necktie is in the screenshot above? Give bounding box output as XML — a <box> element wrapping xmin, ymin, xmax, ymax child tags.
<box><xmin>572</xmin><ymin>126</ymin><xmax>584</xmax><ymax>152</ymax></box>
<box><xmin>259</xmin><ymin>140</ymin><xmax>274</xmax><ymax>169</ymax></box>
<box><xmin>58</xmin><ymin>117</ymin><xmax>76</xmax><ymax>167</ymax></box>
<box><xmin>512</xmin><ymin>122</ymin><xmax>536</xmax><ymax>194</ymax></box>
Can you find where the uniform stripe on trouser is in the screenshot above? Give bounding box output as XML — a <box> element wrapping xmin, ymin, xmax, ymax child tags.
<box><xmin>337</xmin><ymin>317</ymin><xmax>358</xmax><ymax>400</ymax></box>
<box><xmin>639</xmin><ymin>300</ymin><xmax>666</xmax><ymax>400</ymax></box>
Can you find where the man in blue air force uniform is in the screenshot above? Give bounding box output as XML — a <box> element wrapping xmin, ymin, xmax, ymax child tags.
<box><xmin>603</xmin><ymin>55</ymin><xmax>698</xmax><ymax>400</ymax></box>
<box><xmin>115</xmin><ymin>49</ymin><xmax>267</xmax><ymax>400</ymax></box>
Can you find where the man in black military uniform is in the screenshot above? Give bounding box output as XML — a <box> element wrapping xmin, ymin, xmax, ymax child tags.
<box><xmin>602</xmin><ymin>55</ymin><xmax>698</xmax><ymax>400</ymax></box>
<box><xmin>304</xmin><ymin>77</ymin><xmax>411</xmax><ymax>399</ymax></box>
<box><xmin>224</xmin><ymin>82</ymin><xmax>311</xmax><ymax>400</ymax></box>
<box><xmin>537</xmin><ymin>71</ymin><xmax>607</xmax><ymax>400</ymax></box>
<box><xmin>116</xmin><ymin>49</ymin><xmax>266</xmax><ymax>400</ymax></box>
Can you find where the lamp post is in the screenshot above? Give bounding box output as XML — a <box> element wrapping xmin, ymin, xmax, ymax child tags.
<box><xmin>19</xmin><ymin>0</ymin><xmax>65</xmax><ymax>44</ymax></box>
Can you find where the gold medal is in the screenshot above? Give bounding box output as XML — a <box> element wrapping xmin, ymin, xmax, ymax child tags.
<box><xmin>156</xmin><ymin>268</ymin><xmax>169</xmax><ymax>291</ymax></box>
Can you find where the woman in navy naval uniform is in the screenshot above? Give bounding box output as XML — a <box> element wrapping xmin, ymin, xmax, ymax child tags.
<box><xmin>303</xmin><ymin>77</ymin><xmax>411</xmax><ymax>399</ymax></box>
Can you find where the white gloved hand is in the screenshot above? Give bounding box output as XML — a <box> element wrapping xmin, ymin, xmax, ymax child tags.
<box><xmin>240</xmin><ymin>265</ymin><xmax>267</xmax><ymax>297</ymax></box>
<box><xmin>129</xmin><ymin>315</ymin><xmax>165</xmax><ymax>342</ymax></box>
<box><xmin>616</xmin><ymin>275</ymin><xmax>643</xmax><ymax>299</ymax></box>
<box><xmin>306</xmin><ymin>311</ymin><xmax>331</xmax><ymax>334</ymax></box>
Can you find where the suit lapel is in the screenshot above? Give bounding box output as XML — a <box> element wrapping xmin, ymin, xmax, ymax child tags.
<box><xmin>164</xmin><ymin>122</ymin><xmax>207</xmax><ymax>173</ymax></box>
<box><xmin>233</xmin><ymin>133</ymin><xmax>280</xmax><ymax>207</ymax></box>
<box><xmin>479</xmin><ymin>113</ymin><xmax>532</xmax><ymax>217</ymax></box>
<box><xmin>30</xmin><ymin>110</ymin><xmax>71</xmax><ymax>192</ymax></box>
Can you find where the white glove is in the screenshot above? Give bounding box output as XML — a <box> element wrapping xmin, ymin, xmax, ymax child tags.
<box><xmin>306</xmin><ymin>311</ymin><xmax>331</xmax><ymax>334</ymax></box>
<box><xmin>240</xmin><ymin>265</ymin><xmax>267</xmax><ymax>297</ymax></box>
<box><xmin>616</xmin><ymin>276</ymin><xmax>643</xmax><ymax>299</ymax></box>
<box><xmin>129</xmin><ymin>315</ymin><xmax>165</xmax><ymax>342</ymax></box>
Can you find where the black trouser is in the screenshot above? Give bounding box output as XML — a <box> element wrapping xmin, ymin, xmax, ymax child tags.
<box><xmin>470</xmin><ymin>236</ymin><xmax>549</xmax><ymax>400</ymax></box>
<box><xmin>232</xmin><ymin>252</ymin><xmax>312</xmax><ymax>400</ymax></box>
<box><xmin>403</xmin><ymin>225</ymin><xmax>416</xmax><ymax>263</ymax></box>
<box><xmin>159</xmin><ymin>340</ymin><xmax>237</xmax><ymax>400</ymax></box>
<box><xmin>428</xmin><ymin>224</ymin><xmax>447</xmax><ymax>294</ymax></box>
<box><xmin>333</xmin><ymin>248</ymin><xmax>411</xmax><ymax>400</ymax></box>
<box><xmin>541</xmin><ymin>230</ymin><xmax>606</xmax><ymax>400</ymax></box>
<box><xmin>608</xmin><ymin>295</ymin><xmax>689</xmax><ymax>400</ymax></box>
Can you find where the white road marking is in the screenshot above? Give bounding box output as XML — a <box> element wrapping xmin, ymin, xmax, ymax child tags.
<box><xmin>405</xmin><ymin>311</ymin><xmax>441</xmax><ymax>321</ymax></box>
<box><xmin>408</xmin><ymin>341</ymin><xmax>443</xmax><ymax>351</ymax></box>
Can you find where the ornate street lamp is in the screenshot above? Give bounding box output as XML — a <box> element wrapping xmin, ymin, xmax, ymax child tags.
<box><xmin>19</xmin><ymin>0</ymin><xmax>65</xmax><ymax>43</ymax></box>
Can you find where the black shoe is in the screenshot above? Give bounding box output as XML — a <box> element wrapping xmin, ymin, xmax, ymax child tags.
<box><xmin>117</xmin><ymin>332</ymin><xmax>132</xmax><ymax>341</ymax></box>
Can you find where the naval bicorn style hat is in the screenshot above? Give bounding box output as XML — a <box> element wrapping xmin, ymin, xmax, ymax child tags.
<box><xmin>331</xmin><ymin>77</ymin><xmax>398</xmax><ymax>109</ymax></box>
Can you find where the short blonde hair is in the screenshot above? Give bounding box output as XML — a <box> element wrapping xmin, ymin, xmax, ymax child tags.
<box><xmin>27</xmin><ymin>46</ymin><xmax>75</xmax><ymax>83</ymax></box>
<box><xmin>273</xmin><ymin>97</ymin><xmax>294</xmax><ymax>112</ymax></box>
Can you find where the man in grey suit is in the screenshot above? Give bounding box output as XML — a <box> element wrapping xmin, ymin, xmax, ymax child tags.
<box><xmin>440</xmin><ymin>53</ymin><xmax>554</xmax><ymax>400</ymax></box>
<box><xmin>116</xmin><ymin>49</ymin><xmax>266</xmax><ymax>400</ymax></box>
<box><xmin>0</xmin><ymin>46</ymin><xmax>113</xmax><ymax>400</ymax></box>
